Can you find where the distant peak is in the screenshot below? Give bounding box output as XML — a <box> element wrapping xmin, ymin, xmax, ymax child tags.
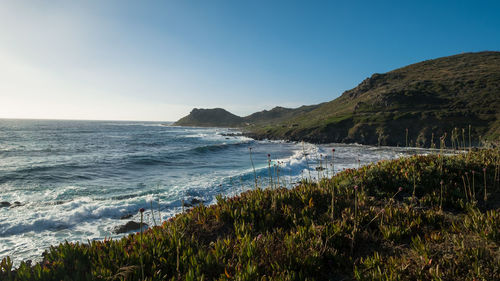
<box><xmin>174</xmin><ymin>108</ymin><xmax>243</xmax><ymax>127</ymax></box>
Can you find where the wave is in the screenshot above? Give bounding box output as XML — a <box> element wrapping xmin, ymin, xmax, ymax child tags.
<box><xmin>191</xmin><ymin>141</ymin><xmax>252</xmax><ymax>155</ymax></box>
<box><xmin>0</xmin><ymin>164</ymin><xmax>97</xmax><ymax>185</ymax></box>
<box><xmin>0</xmin><ymin>197</ymin><xmax>150</xmax><ymax>237</ymax></box>
<box><xmin>124</xmin><ymin>139</ymin><xmax>254</xmax><ymax>167</ymax></box>
<box><xmin>206</xmin><ymin>142</ymin><xmax>317</xmax><ymax>193</ymax></box>
<box><xmin>1</xmin><ymin>142</ymin><xmax>249</xmax><ymax>182</ymax></box>
<box><xmin>102</xmin><ymin>122</ymin><xmax>166</xmax><ymax>127</ymax></box>
<box><xmin>0</xmin><ymin>220</ymin><xmax>72</xmax><ymax>237</ymax></box>
<box><xmin>126</xmin><ymin>155</ymin><xmax>175</xmax><ymax>166</ymax></box>
<box><xmin>126</xmin><ymin>141</ymin><xmax>170</xmax><ymax>148</ymax></box>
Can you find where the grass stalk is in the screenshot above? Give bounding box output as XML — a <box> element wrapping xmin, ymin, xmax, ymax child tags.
<box><xmin>157</xmin><ymin>189</ymin><xmax>162</xmax><ymax>224</ymax></box>
<box><xmin>139</xmin><ymin>208</ymin><xmax>145</xmax><ymax>281</ymax></box>
<box><xmin>317</xmin><ymin>162</ymin><xmax>321</xmax><ymax>186</ymax></box>
<box><xmin>462</xmin><ymin>128</ymin><xmax>465</xmax><ymax>151</ymax></box>
<box><xmin>249</xmin><ymin>147</ymin><xmax>257</xmax><ymax>189</ymax></box>
<box><xmin>483</xmin><ymin>167</ymin><xmax>487</xmax><ymax>201</ymax></box>
<box><xmin>354</xmin><ymin>186</ymin><xmax>358</xmax><ymax>229</ymax></box>
<box><xmin>150</xmin><ymin>200</ymin><xmax>157</xmax><ymax>226</ymax></box>
<box><xmin>412</xmin><ymin>165</ymin><xmax>417</xmax><ymax>202</ymax></box>
<box><xmin>352</xmin><ymin>185</ymin><xmax>359</xmax><ymax>256</ymax></box>
<box><xmin>267</xmin><ymin>154</ymin><xmax>273</xmax><ymax>189</ymax></box>
<box><xmin>494</xmin><ymin>152</ymin><xmax>499</xmax><ymax>190</ymax></box>
<box><xmin>331</xmin><ymin>148</ymin><xmax>335</xmax><ymax>177</ymax></box>
<box><xmin>472</xmin><ymin>170</ymin><xmax>476</xmax><ymax>199</ymax></box>
<box><xmin>465</xmin><ymin>172</ymin><xmax>472</xmax><ymax>201</ymax></box>
<box><xmin>325</xmin><ymin>155</ymin><xmax>329</xmax><ymax>179</ymax></box>
<box><xmin>365</xmin><ymin>187</ymin><xmax>402</xmax><ymax>229</ymax></box>
<box><xmin>462</xmin><ymin>175</ymin><xmax>469</xmax><ymax>202</ymax></box>
<box><xmin>439</xmin><ymin>180</ymin><xmax>443</xmax><ymax>211</ymax></box>
<box><xmin>331</xmin><ymin>183</ymin><xmax>335</xmax><ymax>220</ymax></box>
<box><xmin>451</xmin><ymin>129</ymin><xmax>455</xmax><ymax>150</ymax></box>
<box><xmin>469</xmin><ymin>124</ymin><xmax>472</xmax><ymax>152</ymax></box>
<box><xmin>405</xmin><ymin>128</ymin><xmax>408</xmax><ymax>147</ymax></box>
<box><xmin>302</xmin><ymin>142</ymin><xmax>312</xmax><ymax>182</ymax></box>
<box><xmin>276</xmin><ymin>162</ymin><xmax>280</xmax><ymax>188</ymax></box>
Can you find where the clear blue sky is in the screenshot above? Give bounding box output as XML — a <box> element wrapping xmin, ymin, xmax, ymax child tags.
<box><xmin>1</xmin><ymin>0</ymin><xmax>499</xmax><ymax>121</ymax></box>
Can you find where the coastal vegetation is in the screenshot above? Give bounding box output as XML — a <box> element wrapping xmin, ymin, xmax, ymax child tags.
<box><xmin>2</xmin><ymin>148</ymin><xmax>499</xmax><ymax>280</ymax></box>
<box><xmin>175</xmin><ymin>51</ymin><xmax>500</xmax><ymax>146</ymax></box>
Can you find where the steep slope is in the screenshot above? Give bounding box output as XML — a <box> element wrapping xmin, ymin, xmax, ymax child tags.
<box><xmin>246</xmin><ymin>51</ymin><xmax>500</xmax><ymax>146</ymax></box>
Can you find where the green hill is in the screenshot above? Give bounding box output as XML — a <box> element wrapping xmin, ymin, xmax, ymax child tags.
<box><xmin>176</xmin><ymin>51</ymin><xmax>500</xmax><ymax>146</ymax></box>
<box><xmin>247</xmin><ymin>51</ymin><xmax>500</xmax><ymax>146</ymax></box>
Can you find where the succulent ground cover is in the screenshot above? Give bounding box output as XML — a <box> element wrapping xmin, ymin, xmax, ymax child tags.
<box><xmin>1</xmin><ymin>149</ymin><xmax>499</xmax><ymax>280</ymax></box>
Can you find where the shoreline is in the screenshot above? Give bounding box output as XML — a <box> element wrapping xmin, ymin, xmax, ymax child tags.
<box><xmin>0</xmin><ymin>123</ymin><xmax>470</xmax><ymax>267</ymax></box>
<box><xmin>168</xmin><ymin>123</ymin><xmax>495</xmax><ymax>149</ymax></box>
<box><xmin>1</xmin><ymin>141</ymin><xmax>446</xmax><ymax>266</ymax></box>
<box><xmin>4</xmin><ymin>148</ymin><xmax>498</xmax><ymax>280</ymax></box>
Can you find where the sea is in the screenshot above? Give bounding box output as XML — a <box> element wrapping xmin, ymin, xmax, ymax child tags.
<box><xmin>0</xmin><ymin>119</ymin><xmax>434</xmax><ymax>265</ymax></box>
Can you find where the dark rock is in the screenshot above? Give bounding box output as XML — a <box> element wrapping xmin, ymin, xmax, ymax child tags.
<box><xmin>120</xmin><ymin>214</ymin><xmax>133</xmax><ymax>220</ymax></box>
<box><xmin>1</xmin><ymin>201</ymin><xmax>11</xmax><ymax>208</ymax></box>
<box><xmin>190</xmin><ymin>198</ymin><xmax>203</xmax><ymax>205</ymax></box>
<box><xmin>220</xmin><ymin>133</ymin><xmax>243</xmax><ymax>137</ymax></box>
<box><xmin>113</xmin><ymin>221</ymin><xmax>148</xmax><ymax>234</ymax></box>
<box><xmin>10</xmin><ymin>202</ymin><xmax>24</xmax><ymax>208</ymax></box>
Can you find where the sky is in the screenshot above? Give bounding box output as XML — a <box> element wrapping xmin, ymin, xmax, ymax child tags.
<box><xmin>0</xmin><ymin>0</ymin><xmax>499</xmax><ymax>121</ymax></box>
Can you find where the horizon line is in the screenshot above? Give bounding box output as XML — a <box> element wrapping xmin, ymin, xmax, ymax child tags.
<box><xmin>0</xmin><ymin>117</ymin><xmax>175</xmax><ymax>123</ymax></box>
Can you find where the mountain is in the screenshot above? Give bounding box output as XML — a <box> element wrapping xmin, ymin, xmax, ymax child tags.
<box><xmin>173</xmin><ymin>105</ymin><xmax>321</xmax><ymax>127</ymax></box>
<box><xmin>174</xmin><ymin>108</ymin><xmax>243</xmax><ymax>127</ymax></box>
<box><xmin>175</xmin><ymin>51</ymin><xmax>500</xmax><ymax>146</ymax></box>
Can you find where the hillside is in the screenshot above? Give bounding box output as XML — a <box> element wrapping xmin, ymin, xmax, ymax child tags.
<box><xmin>247</xmin><ymin>51</ymin><xmax>500</xmax><ymax>146</ymax></box>
<box><xmin>244</xmin><ymin>104</ymin><xmax>322</xmax><ymax>125</ymax></box>
<box><xmin>175</xmin><ymin>51</ymin><xmax>500</xmax><ymax>146</ymax></box>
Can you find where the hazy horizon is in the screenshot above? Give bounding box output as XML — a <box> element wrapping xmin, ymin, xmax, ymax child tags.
<box><xmin>1</xmin><ymin>0</ymin><xmax>500</xmax><ymax>121</ymax></box>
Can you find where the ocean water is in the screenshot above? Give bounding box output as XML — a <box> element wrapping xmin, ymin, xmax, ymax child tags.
<box><xmin>0</xmin><ymin>119</ymin><xmax>434</xmax><ymax>265</ymax></box>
